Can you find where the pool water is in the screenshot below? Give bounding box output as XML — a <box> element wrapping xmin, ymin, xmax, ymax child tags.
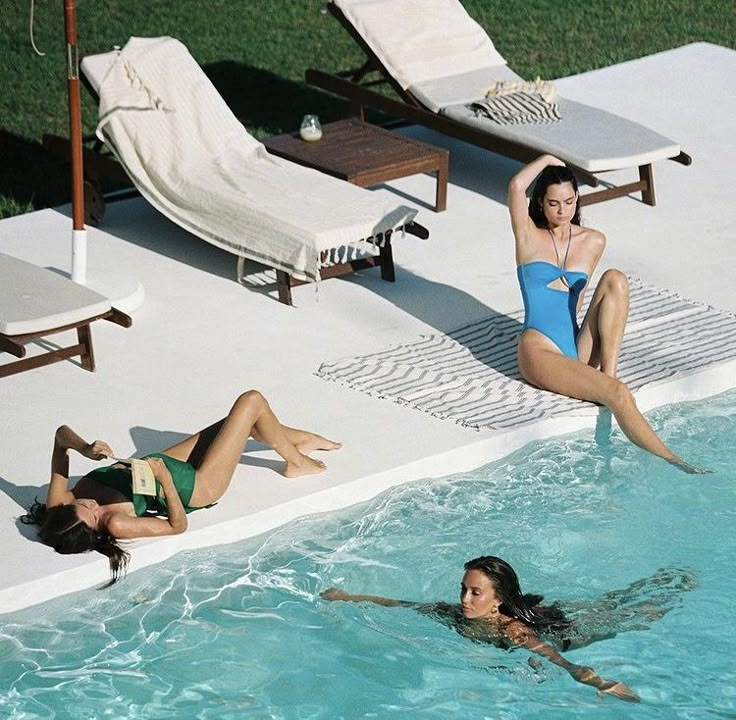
<box><xmin>1</xmin><ymin>390</ymin><xmax>735</xmax><ymax>719</ymax></box>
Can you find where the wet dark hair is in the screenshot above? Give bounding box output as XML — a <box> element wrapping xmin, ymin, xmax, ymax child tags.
<box><xmin>464</xmin><ymin>555</ymin><xmax>571</xmax><ymax>634</ymax></box>
<box><xmin>21</xmin><ymin>500</ymin><xmax>129</xmax><ymax>586</ymax></box>
<box><xmin>528</xmin><ymin>165</ymin><xmax>581</xmax><ymax>229</ymax></box>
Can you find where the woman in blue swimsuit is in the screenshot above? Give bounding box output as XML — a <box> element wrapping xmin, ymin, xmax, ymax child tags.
<box><xmin>22</xmin><ymin>390</ymin><xmax>341</xmax><ymax>583</ymax></box>
<box><xmin>510</xmin><ymin>154</ymin><xmax>701</xmax><ymax>472</ymax></box>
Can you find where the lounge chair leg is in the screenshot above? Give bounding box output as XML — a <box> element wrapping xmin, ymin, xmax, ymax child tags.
<box><xmin>639</xmin><ymin>164</ymin><xmax>656</xmax><ymax>206</ymax></box>
<box><xmin>350</xmin><ymin>100</ymin><xmax>365</xmax><ymax>121</ymax></box>
<box><xmin>77</xmin><ymin>324</ymin><xmax>96</xmax><ymax>371</ymax></box>
<box><xmin>379</xmin><ymin>237</ymin><xmax>395</xmax><ymax>282</ymax></box>
<box><xmin>84</xmin><ymin>179</ymin><xmax>106</xmax><ymax>226</ymax></box>
<box><xmin>276</xmin><ymin>270</ymin><xmax>294</xmax><ymax>305</ymax></box>
<box><xmin>435</xmin><ymin>154</ymin><xmax>449</xmax><ymax>211</ymax></box>
<box><xmin>0</xmin><ymin>334</ymin><xmax>25</xmax><ymax>359</ymax></box>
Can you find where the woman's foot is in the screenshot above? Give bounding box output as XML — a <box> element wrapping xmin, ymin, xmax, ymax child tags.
<box><xmin>284</xmin><ymin>453</ymin><xmax>327</xmax><ymax>478</ymax></box>
<box><xmin>295</xmin><ymin>433</ymin><xmax>342</xmax><ymax>454</ymax></box>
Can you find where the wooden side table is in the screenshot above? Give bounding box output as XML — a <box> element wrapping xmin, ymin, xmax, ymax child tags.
<box><xmin>263</xmin><ymin>118</ymin><xmax>448</xmax><ymax>211</ymax></box>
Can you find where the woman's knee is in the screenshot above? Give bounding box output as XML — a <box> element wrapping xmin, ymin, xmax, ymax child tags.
<box><xmin>607</xmin><ymin>379</ymin><xmax>635</xmax><ymax>411</ymax></box>
<box><xmin>235</xmin><ymin>389</ymin><xmax>268</xmax><ymax>414</ymax></box>
<box><xmin>600</xmin><ymin>269</ymin><xmax>629</xmax><ymax>298</ymax></box>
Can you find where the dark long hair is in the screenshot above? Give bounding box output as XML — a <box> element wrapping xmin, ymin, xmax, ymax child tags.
<box><xmin>21</xmin><ymin>500</ymin><xmax>129</xmax><ymax>586</ymax></box>
<box><xmin>528</xmin><ymin>165</ymin><xmax>581</xmax><ymax>228</ymax></box>
<box><xmin>464</xmin><ymin>556</ymin><xmax>571</xmax><ymax>634</ymax></box>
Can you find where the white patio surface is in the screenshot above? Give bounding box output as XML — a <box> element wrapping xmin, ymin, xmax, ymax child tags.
<box><xmin>0</xmin><ymin>42</ymin><xmax>733</xmax><ymax>615</ymax></box>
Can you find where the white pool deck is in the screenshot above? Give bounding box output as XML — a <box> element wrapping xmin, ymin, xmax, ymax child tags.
<box><xmin>1</xmin><ymin>42</ymin><xmax>734</xmax><ymax>616</ymax></box>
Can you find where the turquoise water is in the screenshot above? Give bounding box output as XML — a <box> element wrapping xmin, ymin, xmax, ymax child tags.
<box><xmin>1</xmin><ymin>390</ymin><xmax>735</xmax><ymax>719</ymax></box>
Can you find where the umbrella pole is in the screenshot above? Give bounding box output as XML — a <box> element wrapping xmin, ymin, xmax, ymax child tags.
<box><xmin>64</xmin><ymin>0</ymin><xmax>87</xmax><ymax>284</ymax></box>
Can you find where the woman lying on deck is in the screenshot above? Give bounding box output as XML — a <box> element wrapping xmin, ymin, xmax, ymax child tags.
<box><xmin>22</xmin><ymin>390</ymin><xmax>341</xmax><ymax>584</ymax></box>
<box><xmin>322</xmin><ymin>555</ymin><xmax>697</xmax><ymax>702</ymax></box>
<box><xmin>509</xmin><ymin>154</ymin><xmax>704</xmax><ymax>473</ymax></box>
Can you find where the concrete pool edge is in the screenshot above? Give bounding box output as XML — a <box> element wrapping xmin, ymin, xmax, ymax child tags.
<box><xmin>2</xmin><ymin>360</ymin><xmax>733</xmax><ymax>616</ymax></box>
<box><xmin>3</xmin><ymin>41</ymin><xmax>734</xmax><ymax>618</ymax></box>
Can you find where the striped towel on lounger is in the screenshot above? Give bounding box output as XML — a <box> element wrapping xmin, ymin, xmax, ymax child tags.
<box><xmin>470</xmin><ymin>78</ymin><xmax>560</xmax><ymax>125</ymax></box>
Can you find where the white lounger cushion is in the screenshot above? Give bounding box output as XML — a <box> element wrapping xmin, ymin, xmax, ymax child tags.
<box><xmin>334</xmin><ymin>0</ymin><xmax>682</xmax><ymax>173</ymax></box>
<box><xmin>443</xmin><ymin>98</ymin><xmax>681</xmax><ymax>173</ymax></box>
<box><xmin>334</xmin><ymin>0</ymin><xmax>506</xmax><ymax>89</ymax></box>
<box><xmin>409</xmin><ymin>65</ymin><xmax>522</xmax><ymax>114</ymax></box>
<box><xmin>85</xmin><ymin>37</ymin><xmax>417</xmax><ymax>283</ymax></box>
<box><xmin>0</xmin><ymin>253</ymin><xmax>111</xmax><ymax>336</ymax></box>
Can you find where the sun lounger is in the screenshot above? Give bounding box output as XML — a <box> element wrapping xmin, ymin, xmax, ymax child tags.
<box><xmin>77</xmin><ymin>36</ymin><xmax>427</xmax><ymax>305</ymax></box>
<box><xmin>0</xmin><ymin>253</ymin><xmax>131</xmax><ymax>378</ymax></box>
<box><xmin>306</xmin><ymin>0</ymin><xmax>692</xmax><ymax>206</ymax></box>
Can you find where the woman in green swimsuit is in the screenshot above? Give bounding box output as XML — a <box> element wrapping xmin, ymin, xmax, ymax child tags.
<box><xmin>22</xmin><ymin>390</ymin><xmax>341</xmax><ymax>584</ymax></box>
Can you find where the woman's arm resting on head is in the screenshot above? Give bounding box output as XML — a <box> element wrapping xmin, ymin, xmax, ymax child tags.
<box><xmin>47</xmin><ymin>426</ymin><xmax>114</xmax><ymax>508</ymax></box>
<box><xmin>508</xmin><ymin>154</ymin><xmax>566</xmax><ymax>253</ymax></box>
<box><xmin>505</xmin><ymin>620</ymin><xmax>639</xmax><ymax>702</ymax></box>
<box><xmin>320</xmin><ymin>587</ymin><xmax>417</xmax><ymax>608</ymax></box>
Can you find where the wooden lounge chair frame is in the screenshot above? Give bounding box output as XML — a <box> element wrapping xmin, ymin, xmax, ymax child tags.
<box><xmin>0</xmin><ymin>308</ymin><xmax>131</xmax><ymax>379</ymax></box>
<box><xmin>264</xmin><ymin>225</ymin><xmax>427</xmax><ymax>306</ymax></box>
<box><xmin>305</xmin><ymin>2</ymin><xmax>692</xmax><ymax>207</ymax></box>
<box><xmin>41</xmin><ymin>51</ymin><xmax>429</xmax><ymax>307</ymax></box>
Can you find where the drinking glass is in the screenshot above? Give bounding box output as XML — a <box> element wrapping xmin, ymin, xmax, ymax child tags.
<box><xmin>299</xmin><ymin>114</ymin><xmax>323</xmax><ymax>142</ymax></box>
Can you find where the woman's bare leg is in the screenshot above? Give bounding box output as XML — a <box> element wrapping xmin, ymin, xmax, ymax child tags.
<box><xmin>186</xmin><ymin>391</ymin><xmax>328</xmax><ymax>507</ymax></box>
<box><xmin>161</xmin><ymin>418</ymin><xmax>340</xmax><ymax>467</ymax></box>
<box><xmin>251</xmin><ymin>424</ymin><xmax>342</xmax><ymax>454</ymax></box>
<box><xmin>577</xmin><ymin>269</ymin><xmax>629</xmax><ymax>377</ymax></box>
<box><xmin>159</xmin><ymin>420</ymin><xmax>225</xmax><ymax>464</ymax></box>
<box><xmin>518</xmin><ymin>333</ymin><xmax>703</xmax><ymax>472</ymax></box>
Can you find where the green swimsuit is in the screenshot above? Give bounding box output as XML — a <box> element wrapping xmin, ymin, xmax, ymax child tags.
<box><xmin>85</xmin><ymin>452</ymin><xmax>206</xmax><ymax>516</ymax></box>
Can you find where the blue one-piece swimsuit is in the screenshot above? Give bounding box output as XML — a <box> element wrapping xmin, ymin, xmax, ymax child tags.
<box><xmin>517</xmin><ymin>261</ymin><xmax>589</xmax><ymax>358</ymax></box>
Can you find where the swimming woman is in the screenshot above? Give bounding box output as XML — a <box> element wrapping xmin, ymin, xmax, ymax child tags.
<box><xmin>22</xmin><ymin>390</ymin><xmax>341</xmax><ymax>583</ymax></box>
<box><xmin>510</xmin><ymin>154</ymin><xmax>703</xmax><ymax>472</ymax></box>
<box><xmin>323</xmin><ymin>556</ymin><xmax>695</xmax><ymax>702</ymax></box>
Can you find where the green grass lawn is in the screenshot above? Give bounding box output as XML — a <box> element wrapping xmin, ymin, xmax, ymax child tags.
<box><xmin>1</xmin><ymin>0</ymin><xmax>733</xmax><ymax>218</ymax></box>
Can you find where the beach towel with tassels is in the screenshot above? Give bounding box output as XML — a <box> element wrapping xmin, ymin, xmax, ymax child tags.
<box><xmin>470</xmin><ymin>78</ymin><xmax>560</xmax><ymax>125</ymax></box>
<box><xmin>315</xmin><ymin>278</ymin><xmax>736</xmax><ymax>431</ymax></box>
<box><xmin>94</xmin><ymin>36</ymin><xmax>417</xmax><ymax>283</ymax></box>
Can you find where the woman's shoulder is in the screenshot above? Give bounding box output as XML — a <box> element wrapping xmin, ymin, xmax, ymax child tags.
<box><xmin>575</xmin><ymin>226</ymin><xmax>606</xmax><ymax>262</ymax></box>
<box><xmin>498</xmin><ymin>615</ymin><xmax>538</xmax><ymax>645</ymax></box>
<box><xmin>574</xmin><ymin>224</ymin><xmax>606</xmax><ymax>246</ymax></box>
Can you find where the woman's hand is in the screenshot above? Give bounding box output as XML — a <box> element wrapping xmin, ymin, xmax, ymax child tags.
<box><xmin>572</xmin><ymin>665</ymin><xmax>639</xmax><ymax>703</ymax></box>
<box><xmin>543</xmin><ymin>154</ymin><xmax>566</xmax><ymax>167</ymax></box>
<box><xmin>320</xmin><ymin>588</ymin><xmax>412</xmax><ymax>607</ymax></box>
<box><xmin>144</xmin><ymin>457</ymin><xmax>187</xmax><ymax>534</ymax></box>
<box><xmin>54</xmin><ymin>426</ymin><xmax>113</xmax><ymax>460</ymax></box>
<box><xmin>145</xmin><ymin>456</ymin><xmax>172</xmax><ymax>484</ymax></box>
<box><xmin>597</xmin><ymin>679</ymin><xmax>640</xmax><ymax>703</ymax></box>
<box><xmin>81</xmin><ymin>440</ymin><xmax>114</xmax><ymax>461</ymax></box>
<box><xmin>321</xmin><ymin>587</ymin><xmax>352</xmax><ymax>601</ymax></box>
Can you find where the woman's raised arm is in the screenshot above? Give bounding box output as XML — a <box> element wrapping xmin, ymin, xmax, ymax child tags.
<box><xmin>47</xmin><ymin>425</ymin><xmax>114</xmax><ymax>508</ymax></box>
<box><xmin>508</xmin><ymin>154</ymin><xmax>566</xmax><ymax>253</ymax></box>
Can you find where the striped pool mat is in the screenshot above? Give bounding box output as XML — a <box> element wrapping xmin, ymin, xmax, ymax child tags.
<box><xmin>315</xmin><ymin>278</ymin><xmax>736</xmax><ymax>431</ymax></box>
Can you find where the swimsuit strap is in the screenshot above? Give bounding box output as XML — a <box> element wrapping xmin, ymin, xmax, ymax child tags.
<box><xmin>547</xmin><ymin>225</ymin><xmax>573</xmax><ymax>287</ymax></box>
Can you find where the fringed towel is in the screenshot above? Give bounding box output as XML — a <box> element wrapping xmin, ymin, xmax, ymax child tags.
<box><xmin>470</xmin><ymin>78</ymin><xmax>560</xmax><ymax>125</ymax></box>
<box><xmin>93</xmin><ymin>36</ymin><xmax>417</xmax><ymax>283</ymax></box>
<box><xmin>316</xmin><ymin>278</ymin><xmax>736</xmax><ymax>431</ymax></box>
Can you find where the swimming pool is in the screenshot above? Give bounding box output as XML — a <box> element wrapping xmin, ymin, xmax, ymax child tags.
<box><xmin>1</xmin><ymin>389</ymin><xmax>734</xmax><ymax>719</ymax></box>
